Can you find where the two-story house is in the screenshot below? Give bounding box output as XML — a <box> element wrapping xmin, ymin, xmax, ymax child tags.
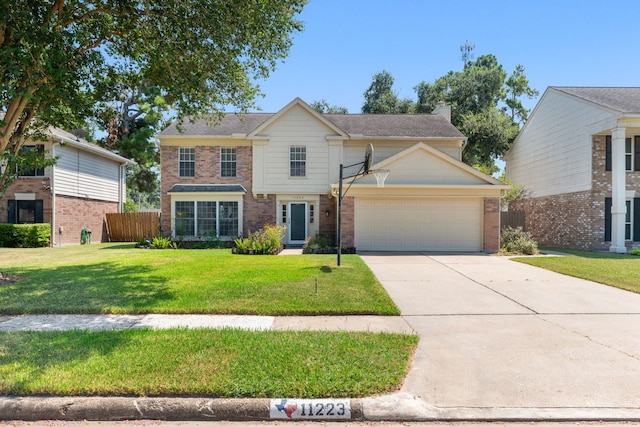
<box><xmin>1</xmin><ymin>126</ymin><xmax>132</xmax><ymax>245</ymax></box>
<box><xmin>505</xmin><ymin>87</ymin><xmax>640</xmax><ymax>252</ymax></box>
<box><xmin>158</xmin><ymin>98</ymin><xmax>506</xmax><ymax>252</ymax></box>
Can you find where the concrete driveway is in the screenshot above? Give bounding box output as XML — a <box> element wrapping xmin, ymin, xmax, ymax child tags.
<box><xmin>360</xmin><ymin>253</ymin><xmax>640</xmax><ymax>419</ymax></box>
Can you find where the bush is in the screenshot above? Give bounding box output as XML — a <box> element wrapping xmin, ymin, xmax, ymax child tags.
<box><xmin>0</xmin><ymin>224</ymin><xmax>50</xmax><ymax>248</ymax></box>
<box><xmin>630</xmin><ymin>248</ymin><xmax>640</xmax><ymax>256</ymax></box>
<box><xmin>233</xmin><ymin>224</ymin><xmax>286</xmax><ymax>255</ymax></box>
<box><xmin>148</xmin><ymin>236</ymin><xmax>179</xmax><ymax>249</ymax></box>
<box><xmin>500</xmin><ymin>226</ymin><xmax>538</xmax><ymax>255</ymax></box>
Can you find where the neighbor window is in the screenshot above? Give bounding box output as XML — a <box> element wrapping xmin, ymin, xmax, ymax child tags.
<box><xmin>17</xmin><ymin>145</ymin><xmax>45</xmax><ymax>177</ymax></box>
<box><xmin>220</xmin><ymin>147</ymin><xmax>237</xmax><ymax>177</ymax></box>
<box><xmin>290</xmin><ymin>146</ymin><xmax>306</xmax><ymax>177</ymax></box>
<box><xmin>179</xmin><ymin>147</ymin><xmax>195</xmax><ymax>177</ymax></box>
<box><xmin>605</xmin><ymin>135</ymin><xmax>640</xmax><ymax>171</ymax></box>
<box><xmin>7</xmin><ymin>199</ymin><xmax>44</xmax><ymax>224</ymax></box>
<box><xmin>604</xmin><ymin>197</ymin><xmax>640</xmax><ymax>241</ymax></box>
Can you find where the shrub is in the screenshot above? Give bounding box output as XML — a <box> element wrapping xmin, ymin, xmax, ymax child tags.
<box><xmin>630</xmin><ymin>248</ymin><xmax>640</xmax><ymax>256</ymax></box>
<box><xmin>500</xmin><ymin>226</ymin><xmax>538</xmax><ymax>255</ymax></box>
<box><xmin>233</xmin><ymin>224</ymin><xmax>286</xmax><ymax>255</ymax></box>
<box><xmin>0</xmin><ymin>224</ymin><xmax>50</xmax><ymax>248</ymax></box>
<box><xmin>148</xmin><ymin>236</ymin><xmax>179</xmax><ymax>249</ymax></box>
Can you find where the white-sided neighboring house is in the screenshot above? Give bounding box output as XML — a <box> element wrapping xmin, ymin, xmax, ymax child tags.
<box><xmin>158</xmin><ymin>98</ymin><xmax>508</xmax><ymax>252</ymax></box>
<box><xmin>505</xmin><ymin>87</ymin><xmax>640</xmax><ymax>252</ymax></box>
<box><xmin>0</xmin><ymin>126</ymin><xmax>133</xmax><ymax>245</ymax></box>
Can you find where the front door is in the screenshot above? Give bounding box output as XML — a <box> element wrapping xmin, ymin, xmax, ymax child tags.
<box><xmin>289</xmin><ymin>202</ymin><xmax>307</xmax><ymax>244</ymax></box>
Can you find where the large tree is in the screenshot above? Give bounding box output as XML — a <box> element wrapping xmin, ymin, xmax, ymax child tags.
<box><xmin>0</xmin><ymin>0</ymin><xmax>305</xmax><ymax>195</ymax></box>
<box><xmin>362</xmin><ymin>70</ymin><xmax>413</xmax><ymax>114</ymax></box>
<box><xmin>414</xmin><ymin>53</ymin><xmax>536</xmax><ymax>168</ymax></box>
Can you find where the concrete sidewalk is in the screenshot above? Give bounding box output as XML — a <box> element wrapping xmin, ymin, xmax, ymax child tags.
<box><xmin>0</xmin><ymin>313</ymin><xmax>413</xmax><ymax>334</ymax></box>
<box><xmin>361</xmin><ymin>252</ymin><xmax>640</xmax><ymax>421</ymax></box>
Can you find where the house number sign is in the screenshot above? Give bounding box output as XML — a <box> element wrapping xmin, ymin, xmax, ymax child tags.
<box><xmin>270</xmin><ymin>398</ymin><xmax>351</xmax><ymax>420</ymax></box>
<box><xmin>292</xmin><ymin>195</ymin><xmax>305</xmax><ymax>200</ymax></box>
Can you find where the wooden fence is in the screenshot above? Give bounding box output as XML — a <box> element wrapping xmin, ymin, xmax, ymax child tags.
<box><xmin>501</xmin><ymin>210</ymin><xmax>525</xmax><ymax>230</ymax></box>
<box><xmin>105</xmin><ymin>212</ymin><xmax>161</xmax><ymax>242</ymax></box>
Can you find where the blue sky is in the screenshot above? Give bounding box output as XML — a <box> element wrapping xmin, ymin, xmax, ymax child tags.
<box><xmin>253</xmin><ymin>0</ymin><xmax>640</xmax><ymax>114</ymax></box>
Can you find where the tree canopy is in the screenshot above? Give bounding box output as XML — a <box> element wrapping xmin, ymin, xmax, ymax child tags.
<box><xmin>360</xmin><ymin>50</ymin><xmax>538</xmax><ymax>170</ymax></box>
<box><xmin>0</xmin><ymin>0</ymin><xmax>306</xmax><ymax>195</ymax></box>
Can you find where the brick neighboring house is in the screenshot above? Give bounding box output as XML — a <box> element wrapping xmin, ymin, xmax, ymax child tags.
<box><xmin>505</xmin><ymin>87</ymin><xmax>640</xmax><ymax>252</ymax></box>
<box><xmin>0</xmin><ymin>126</ymin><xmax>132</xmax><ymax>245</ymax></box>
<box><xmin>158</xmin><ymin>98</ymin><xmax>507</xmax><ymax>252</ymax></box>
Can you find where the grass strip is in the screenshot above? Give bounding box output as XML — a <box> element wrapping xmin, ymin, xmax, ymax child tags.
<box><xmin>0</xmin><ymin>328</ymin><xmax>417</xmax><ymax>398</ymax></box>
<box><xmin>0</xmin><ymin>244</ymin><xmax>399</xmax><ymax>315</ymax></box>
<box><xmin>513</xmin><ymin>248</ymin><xmax>640</xmax><ymax>294</ymax></box>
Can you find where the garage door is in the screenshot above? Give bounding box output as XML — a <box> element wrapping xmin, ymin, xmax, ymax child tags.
<box><xmin>355</xmin><ymin>198</ymin><xmax>482</xmax><ymax>251</ymax></box>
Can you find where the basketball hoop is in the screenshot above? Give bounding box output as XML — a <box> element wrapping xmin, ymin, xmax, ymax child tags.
<box><xmin>371</xmin><ymin>169</ymin><xmax>390</xmax><ymax>187</ymax></box>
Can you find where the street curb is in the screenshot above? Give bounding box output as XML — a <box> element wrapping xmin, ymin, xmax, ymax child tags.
<box><xmin>4</xmin><ymin>394</ymin><xmax>640</xmax><ymax>422</ymax></box>
<box><xmin>0</xmin><ymin>396</ymin><xmax>364</xmax><ymax>422</ymax></box>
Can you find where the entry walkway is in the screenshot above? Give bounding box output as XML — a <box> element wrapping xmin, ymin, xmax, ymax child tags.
<box><xmin>360</xmin><ymin>252</ymin><xmax>640</xmax><ymax>419</ymax></box>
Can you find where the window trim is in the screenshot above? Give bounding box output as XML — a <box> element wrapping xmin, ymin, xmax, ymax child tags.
<box><xmin>171</xmin><ymin>194</ymin><xmax>243</xmax><ymax>239</ymax></box>
<box><xmin>7</xmin><ymin>199</ymin><xmax>44</xmax><ymax>224</ymax></box>
<box><xmin>605</xmin><ymin>197</ymin><xmax>640</xmax><ymax>242</ymax></box>
<box><xmin>289</xmin><ymin>145</ymin><xmax>306</xmax><ymax>177</ymax></box>
<box><xmin>220</xmin><ymin>147</ymin><xmax>237</xmax><ymax>178</ymax></box>
<box><xmin>178</xmin><ymin>147</ymin><xmax>195</xmax><ymax>177</ymax></box>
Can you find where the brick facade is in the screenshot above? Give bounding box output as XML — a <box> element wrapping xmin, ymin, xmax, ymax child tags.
<box><xmin>55</xmin><ymin>195</ymin><xmax>119</xmax><ymax>245</ymax></box>
<box><xmin>511</xmin><ymin>135</ymin><xmax>640</xmax><ymax>251</ymax></box>
<box><xmin>483</xmin><ymin>197</ymin><xmax>500</xmax><ymax>252</ymax></box>
<box><xmin>1</xmin><ymin>177</ymin><xmax>118</xmax><ymax>246</ymax></box>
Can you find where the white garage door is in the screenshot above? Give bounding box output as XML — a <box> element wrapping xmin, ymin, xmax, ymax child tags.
<box><xmin>355</xmin><ymin>198</ymin><xmax>483</xmax><ymax>251</ymax></box>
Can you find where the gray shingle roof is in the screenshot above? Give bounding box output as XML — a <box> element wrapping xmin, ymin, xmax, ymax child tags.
<box><xmin>168</xmin><ymin>184</ymin><xmax>247</xmax><ymax>193</ymax></box>
<box><xmin>552</xmin><ymin>87</ymin><xmax>640</xmax><ymax>114</ymax></box>
<box><xmin>159</xmin><ymin>112</ymin><xmax>464</xmax><ymax>139</ymax></box>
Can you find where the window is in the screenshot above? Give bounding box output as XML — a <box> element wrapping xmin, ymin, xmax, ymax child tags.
<box><xmin>179</xmin><ymin>147</ymin><xmax>195</xmax><ymax>177</ymax></box>
<box><xmin>7</xmin><ymin>200</ymin><xmax>44</xmax><ymax>224</ymax></box>
<box><xmin>290</xmin><ymin>146</ymin><xmax>306</xmax><ymax>177</ymax></box>
<box><xmin>605</xmin><ymin>197</ymin><xmax>640</xmax><ymax>241</ymax></box>
<box><xmin>220</xmin><ymin>147</ymin><xmax>236</xmax><ymax>177</ymax></box>
<box><xmin>605</xmin><ymin>136</ymin><xmax>640</xmax><ymax>171</ymax></box>
<box><xmin>17</xmin><ymin>145</ymin><xmax>45</xmax><ymax>176</ymax></box>
<box><xmin>174</xmin><ymin>200</ymin><xmax>239</xmax><ymax>238</ymax></box>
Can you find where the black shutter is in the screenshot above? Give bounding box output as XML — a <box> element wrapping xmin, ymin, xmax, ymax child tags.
<box><xmin>635</xmin><ymin>136</ymin><xmax>640</xmax><ymax>171</ymax></box>
<box><xmin>35</xmin><ymin>200</ymin><xmax>44</xmax><ymax>223</ymax></box>
<box><xmin>7</xmin><ymin>200</ymin><xmax>16</xmax><ymax>224</ymax></box>
<box><xmin>634</xmin><ymin>198</ymin><xmax>640</xmax><ymax>242</ymax></box>
<box><xmin>605</xmin><ymin>135</ymin><xmax>612</xmax><ymax>171</ymax></box>
<box><xmin>604</xmin><ymin>197</ymin><xmax>612</xmax><ymax>241</ymax></box>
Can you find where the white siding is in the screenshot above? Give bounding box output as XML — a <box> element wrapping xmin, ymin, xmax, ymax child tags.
<box><xmin>344</xmin><ymin>140</ymin><xmax>461</xmax><ymax>175</ymax></box>
<box><xmin>54</xmin><ymin>144</ymin><xmax>122</xmax><ymax>201</ymax></box>
<box><xmin>257</xmin><ymin>105</ymin><xmax>334</xmax><ymax>193</ymax></box>
<box><xmin>507</xmin><ymin>89</ymin><xmax>619</xmax><ymax>197</ymax></box>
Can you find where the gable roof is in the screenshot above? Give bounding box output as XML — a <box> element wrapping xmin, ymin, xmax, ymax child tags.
<box><xmin>551</xmin><ymin>87</ymin><xmax>640</xmax><ymax>114</ymax></box>
<box><xmin>158</xmin><ymin>99</ymin><xmax>465</xmax><ymax>139</ymax></box>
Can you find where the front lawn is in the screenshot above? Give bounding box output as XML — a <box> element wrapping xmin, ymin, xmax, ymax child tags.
<box><xmin>512</xmin><ymin>249</ymin><xmax>640</xmax><ymax>294</ymax></box>
<box><xmin>0</xmin><ymin>328</ymin><xmax>418</xmax><ymax>397</ymax></box>
<box><xmin>0</xmin><ymin>244</ymin><xmax>399</xmax><ymax>315</ymax></box>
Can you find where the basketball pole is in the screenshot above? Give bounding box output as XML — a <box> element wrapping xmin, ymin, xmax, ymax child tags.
<box><xmin>337</xmin><ymin>164</ymin><xmax>344</xmax><ymax>266</ymax></box>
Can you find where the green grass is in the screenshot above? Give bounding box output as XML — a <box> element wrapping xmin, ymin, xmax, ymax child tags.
<box><xmin>0</xmin><ymin>328</ymin><xmax>418</xmax><ymax>398</ymax></box>
<box><xmin>0</xmin><ymin>244</ymin><xmax>399</xmax><ymax>315</ymax></box>
<box><xmin>513</xmin><ymin>248</ymin><xmax>640</xmax><ymax>294</ymax></box>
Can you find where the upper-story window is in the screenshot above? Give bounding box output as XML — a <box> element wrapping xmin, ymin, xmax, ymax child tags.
<box><xmin>179</xmin><ymin>147</ymin><xmax>195</xmax><ymax>177</ymax></box>
<box><xmin>220</xmin><ymin>147</ymin><xmax>236</xmax><ymax>178</ymax></box>
<box><xmin>17</xmin><ymin>145</ymin><xmax>45</xmax><ymax>177</ymax></box>
<box><xmin>290</xmin><ymin>146</ymin><xmax>306</xmax><ymax>177</ymax></box>
<box><xmin>605</xmin><ymin>135</ymin><xmax>640</xmax><ymax>171</ymax></box>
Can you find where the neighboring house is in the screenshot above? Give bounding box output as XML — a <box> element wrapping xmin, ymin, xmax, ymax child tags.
<box><xmin>505</xmin><ymin>87</ymin><xmax>640</xmax><ymax>252</ymax></box>
<box><xmin>0</xmin><ymin>126</ymin><xmax>132</xmax><ymax>245</ymax></box>
<box><xmin>158</xmin><ymin>98</ymin><xmax>507</xmax><ymax>252</ymax></box>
